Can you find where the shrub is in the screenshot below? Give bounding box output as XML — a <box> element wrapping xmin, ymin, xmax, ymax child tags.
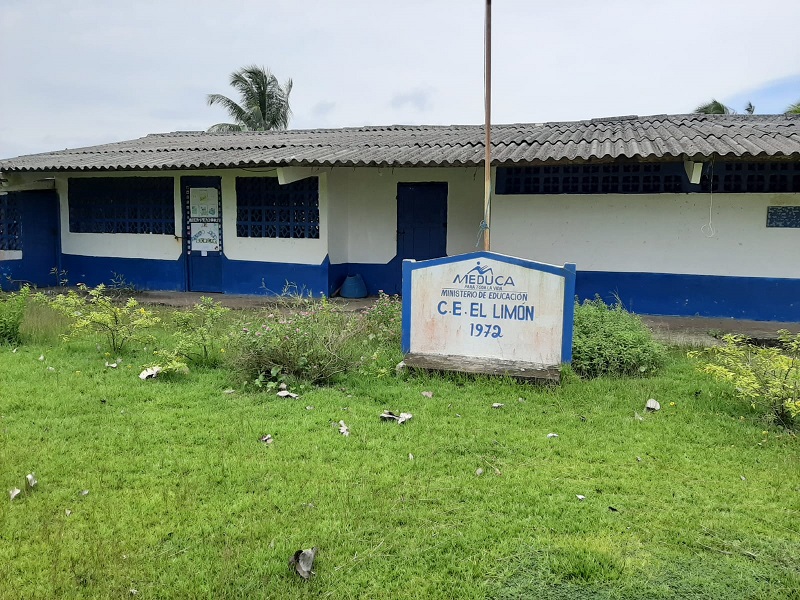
<box><xmin>689</xmin><ymin>331</ymin><xmax>800</xmax><ymax>427</ymax></box>
<box><xmin>43</xmin><ymin>283</ymin><xmax>160</xmax><ymax>353</ymax></box>
<box><xmin>171</xmin><ymin>296</ymin><xmax>230</xmax><ymax>366</ymax></box>
<box><xmin>571</xmin><ymin>297</ymin><xmax>666</xmax><ymax>378</ymax></box>
<box><xmin>361</xmin><ymin>291</ymin><xmax>402</xmax><ymax>345</ymax></box>
<box><xmin>0</xmin><ymin>285</ymin><xmax>30</xmax><ymax>345</ymax></box>
<box><xmin>227</xmin><ymin>296</ymin><xmax>370</xmax><ymax>385</ymax></box>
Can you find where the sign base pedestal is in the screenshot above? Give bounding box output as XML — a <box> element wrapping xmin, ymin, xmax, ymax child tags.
<box><xmin>404</xmin><ymin>353</ymin><xmax>561</xmax><ymax>381</ymax></box>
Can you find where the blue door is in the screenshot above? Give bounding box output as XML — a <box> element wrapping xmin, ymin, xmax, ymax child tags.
<box><xmin>0</xmin><ymin>191</ymin><xmax>60</xmax><ymax>288</ymax></box>
<box><xmin>181</xmin><ymin>176</ymin><xmax>223</xmax><ymax>292</ymax></box>
<box><xmin>395</xmin><ymin>182</ymin><xmax>448</xmax><ymax>293</ymax></box>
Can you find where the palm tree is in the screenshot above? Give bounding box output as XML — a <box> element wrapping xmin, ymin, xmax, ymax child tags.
<box><xmin>207</xmin><ymin>65</ymin><xmax>292</xmax><ymax>132</ymax></box>
<box><xmin>694</xmin><ymin>100</ymin><xmax>756</xmax><ymax>115</ymax></box>
<box><xmin>694</xmin><ymin>99</ymin><xmax>735</xmax><ymax>114</ymax></box>
<box><xmin>786</xmin><ymin>101</ymin><xmax>800</xmax><ymax>115</ymax></box>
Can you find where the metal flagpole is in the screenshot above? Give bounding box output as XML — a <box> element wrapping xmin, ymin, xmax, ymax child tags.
<box><xmin>482</xmin><ymin>0</ymin><xmax>492</xmax><ymax>251</ymax></box>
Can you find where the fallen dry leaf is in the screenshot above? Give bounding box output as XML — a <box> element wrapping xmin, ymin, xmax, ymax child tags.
<box><xmin>380</xmin><ymin>410</ymin><xmax>413</xmax><ymax>424</ymax></box>
<box><xmin>289</xmin><ymin>547</ymin><xmax>317</xmax><ymax>580</ymax></box>
<box><xmin>421</xmin><ymin>391</ymin><xmax>433</xmax><ymax>398</ymax></box>
<box><xmin>338</xmin><ymin>421</ymin><xmax>350</xmax><ymax>436</ymax></box>
<box><xmin>139</xmin><ymin>366</ymin><xmax>162</xmax><ymax>380</ymax></box>
<box><xmin>10</xmin><ymin>487</ymin><xmax>21</xmax><ymax>501</ymax></box>
<box><xmin>276</xmin><ymin>390</ymin><xmax>299</xmax><ymax>399</ymax></box>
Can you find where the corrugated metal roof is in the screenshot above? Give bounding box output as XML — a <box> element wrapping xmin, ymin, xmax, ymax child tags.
<box><xmin>2</xmin><ymin>114</ymin><xmax>799</xmax><ymax>173</ymax></box>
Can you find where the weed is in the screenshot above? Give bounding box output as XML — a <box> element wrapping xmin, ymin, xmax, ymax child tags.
<box><xmin>41</xmin><ymin>283</ymin><xmax>160</xmax><ymax>353</ymax></box>
<box><xmin>690</xmin><ymin>331</ymin><xmax>800</xmax><ymax>427</ymax></box>
<box><xmin>571</xmin><ymin>297</ymin><xmax>666</xmax><ymax>378</ymax></box>
<box><xmin>171</xmin><ymin>296</ymin><xmax>230</xmax><ymax>366</ymax></box>
<box><xmin>148</xmin><ymin>348</ymin><xmax>191</xmax><ymax>377</ymax></box>
<box><xmin>49</xmin><ymin>266</ymin><xmax>69</xmax><ymax>287</ymax></box>
<box><xmin>361</xmin><ymin>291</ymin><xmax>402</xmax><ymax>345</ymax></box>
<box><xmin>0</xmin><ymin>284</ymin><xmax>30</xmax><ymax>344</ymax></box>
<box><xmin>228</xmin><ymin>296</ymin><xmax>369</xmax><ymax>385</ymax></box>
<box><xmin>106</xmin><ymin>272</ymin><xmax>139</xmax><ymax>298</ymax></box>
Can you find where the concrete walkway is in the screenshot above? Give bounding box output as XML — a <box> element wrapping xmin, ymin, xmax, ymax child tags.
<box><xmin>641</xmin><ymin>315</ymin><xmax>800</xmax><ymax>346</ymax></box>
<box><xmin>135</xmin><ymin>291</ymin><xmax>799</xmax><ymax>347</ymax></box>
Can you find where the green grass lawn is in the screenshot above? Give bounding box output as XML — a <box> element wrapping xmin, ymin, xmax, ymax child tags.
<box><xmin>1</xmin><ymin>307</ymin><xmax>799</xmax><ymax>599</ymax></box>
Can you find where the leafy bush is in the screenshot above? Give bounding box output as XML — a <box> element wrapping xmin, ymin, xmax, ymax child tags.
<box><xmin>362</xmin><ymin>291</ymin><xmax>402</xmax><ymax>345</ymax></box>
<box><xmin>170</xmin><ymin>296</ymin><xmax>230</xmax><ymax>366</ymax></box>
<box><xmin>571</xmin><ymin>297</ymin><xmax>666</xmax><ymax>378</ymax></box>
<box><xmin>43</xmin><ymin>283</ymin><xmax>160</xmax><ymax>353</ymax></box>
<box><xmin>227</xmin><ymin>296</ymin><xmax>370</xmax><ymax>385</ymax></box>
<box><xmin>689</xmin><ymin>331</ymin><xmax>800</xmax><ymax>427</ymax></box>
<box><xmin>0</xmin><ymin>285</ymin><xmax>30</xmax><ymax>345</ymax></box>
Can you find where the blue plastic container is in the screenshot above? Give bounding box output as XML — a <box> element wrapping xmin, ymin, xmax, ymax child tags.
<box><xmin>340</xmin><ymin>274</ymin><xmax>368</xmax><ymax>298</ymax></box>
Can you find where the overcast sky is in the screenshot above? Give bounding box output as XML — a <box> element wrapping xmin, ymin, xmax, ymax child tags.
<box><xmin>2</xmin><ymin>0</ymin><xmax>799</xmax><ymax>159</ymax></box>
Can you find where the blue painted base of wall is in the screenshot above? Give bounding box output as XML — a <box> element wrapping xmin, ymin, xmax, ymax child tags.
<box><xmin>329</xmin><ymin>258</ymin><xmax>402</xmax><ymax>297</ymax></box>
<box><xmin>222</xmin><ymin>256</ymin><xmax>329</xmax><ymax>296</ymax></box>
<box><xmin>45</xmin><ymin>252</ymin><xmax>800</xmax><ymax>322</ymax></box>
<box><xmin>577</xmin><ymin>271</ymin><xmax>800</xmax><ymax>322</ymax></box>
<box><xmin>60</xmin><ymin>255</ymin><xmax>186</xmax><ymax>291</ymax></box>
<box><xmin>57</xmin><ymin>254</ymin><xmax>331</xmax><ymax>296</ymax></box>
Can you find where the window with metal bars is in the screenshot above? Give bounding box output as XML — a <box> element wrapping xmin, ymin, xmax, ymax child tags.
<box><xmin>68</xmin><ymin>177</ymin><xmax>175</xmax><ymax>234</ymax></box>
<box><xmin>700</xmin><ymin>162</ymin><xmax>800</xmax><ymax>193</ymax></box>
<box><xmin>767</xmin><ymin>206</ymin><xmax>800</xmax><ymax>228</ymax></box>
<box><xmin>0</xmin><ymin>194</ymin><xmax>22</xmax><ymax>251</ymax></box>
<box><xmin>496</xmin><ymin>161</ymin><xmax>800</xmax><ymax>195</ymax></box>
<box><xmin>236</xmin><ymin>177</ymin><xmax>320</xmax><ymax>239</ymax></box>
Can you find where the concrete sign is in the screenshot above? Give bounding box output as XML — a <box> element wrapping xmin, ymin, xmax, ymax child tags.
<box><xmin>402</xmin><ymin>252</ymin><xmax>575</xmax><ymax>379</ymax></box>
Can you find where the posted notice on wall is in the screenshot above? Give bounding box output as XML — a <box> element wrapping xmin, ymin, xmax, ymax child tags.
<box><xmin>189</xmin><ymin>188</ymin><xmax>219</xmax><ymax>218</ymax></box>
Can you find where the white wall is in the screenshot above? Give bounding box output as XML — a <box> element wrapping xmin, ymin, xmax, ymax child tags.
<box><xmin>492</xmin><ymin>192</ymin><xmax>800</xmax><ymax>278</ymax></box>
<box><xmin>50</xmin><ymin>169</ymin><xmax>800</xmax><ymax>279</ymax></box>
<box><xmin>326</xmin><ymin>167</ymin><xmax>484</xmax><ymax>264</ymax></box>
<box><xmin>55</xmin><ymin>169</ymin><xmax>329</xmax><ymax>265</ymax></box>
<box><xmin>220</xmin><ymin>170</ymin><xmax>328</xmax><ymax>265</ymax></box>
<box><xmin>56</xmin><ymin>174</ymin><xmax>183</xmax><ymax>260</ymax></box>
